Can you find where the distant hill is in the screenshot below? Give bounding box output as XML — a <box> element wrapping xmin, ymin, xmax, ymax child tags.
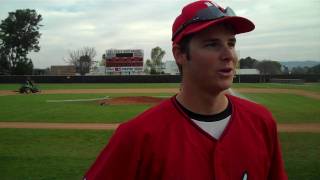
<box><xmin>279</xmin><ymin>61</ymin><xmax>320</xmax><ymax>70</ymax></box>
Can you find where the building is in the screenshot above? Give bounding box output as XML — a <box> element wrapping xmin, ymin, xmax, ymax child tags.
<box><xmin>49</xmin><ymin>65</ymin><xmax>76</xmax><ymax>76</ymax></box>
<box><xmin>103</xmin><ymin>49</ymin><xmax>144</xmax><ymax>75</ymax></box>
<box><xmin>236</xmin><ymin>69</ymin><xmax>260</xmax><ymax>75</ymax></box>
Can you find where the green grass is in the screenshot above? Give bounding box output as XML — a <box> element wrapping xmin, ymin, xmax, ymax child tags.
<box><xmin>0</xmin><ymin>92</ymin><xmax>319</xmax><ymax>124</ymax></box>
<box><xmin>0</xmin><ymin>129</ymin><xmax>113</xmax><ymax>180</ymax></box>
<box><xmin>1</xmin><ymin>93</ymin><xmax>318</xmax><ymax>124</ymax></box>
<box><xmin>242</xmin><ymin>93</ymin><xmax>320</xmax><ymax>123</ymax></box>
<box><xmin>1</xmin><ymin>129</ymin><xmax>319</xmax><ymax>180</ymax></box>
<box><xmin>232</xmin><ymin>83</ymin><xmax>320</xmax><ymax>93</ymax></box>
<box><xmin>0</xmin><ymin>83</ymin><xmax>180</xmax><ymax>90</ymax></box>
<box><xmin>0</xmin><ymin>93</ymin><xmax>174</xmax><ymax>123</ymax></box>
<box><xmin>280</xmin><ymin>132</ymin><xmax>320</xmax><ymax>180</ymax></box>
<box><xmin>1</xmin><ymin>82</ymin><xmax>318</xmax><ymax>180</ymax></box>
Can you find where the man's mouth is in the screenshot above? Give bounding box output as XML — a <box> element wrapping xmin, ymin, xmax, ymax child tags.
<box><xmin>219</xmin><ymin>68</ymin><xmax>232</xmax><ymax>73</ymax></box>
<box><xmin>218</xmin><ymin>68</ymin><xmax>233</xmax><ymax>76</ymax></box>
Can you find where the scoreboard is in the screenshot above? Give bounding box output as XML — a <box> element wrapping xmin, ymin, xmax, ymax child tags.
<box><xmin>104</xmin><ymin>49</ymin><xmax>144</xmax><ymax>75</ymax></box>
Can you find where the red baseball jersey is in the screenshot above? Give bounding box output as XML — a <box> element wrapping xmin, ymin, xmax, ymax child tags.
<box><xmin>84</xmin><ymin>95</ymin><xmax>287</xmax><ymax>180</ymax></box>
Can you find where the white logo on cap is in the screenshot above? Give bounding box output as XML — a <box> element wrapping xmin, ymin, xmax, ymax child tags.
<box><xmin>204</xmin><ymin>2</ymin><xmax>213</xmax><ymax>7</ymax></box>
<box><xmin>204</xmin><ymin>1</ymin><xmax>218</xmax><ymax>7</ymax></box>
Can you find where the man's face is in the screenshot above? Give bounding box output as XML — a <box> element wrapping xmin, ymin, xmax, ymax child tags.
<box><xmin>182</xmin><ymin>24</ymin><xmax>237</xmax><ymax>93</ymax></box>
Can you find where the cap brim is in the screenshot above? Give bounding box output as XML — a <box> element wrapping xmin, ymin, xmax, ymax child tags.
<box><xmin>173</xmin><ymin>16</ymin><xmax>255</xmax><ymax>44</ymax></box>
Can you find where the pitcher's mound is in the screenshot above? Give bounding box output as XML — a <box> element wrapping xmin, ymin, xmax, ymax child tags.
<box><xmin>98</xmin><ymin>96</ymin><xmax>166</xmax><ymax>105</ymax></box>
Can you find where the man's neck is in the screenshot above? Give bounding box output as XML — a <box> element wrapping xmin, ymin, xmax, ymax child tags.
<box><xmin>176</xmin><ymin>84</ymin><xmax>229</xmax><ymax>115</ymax></box>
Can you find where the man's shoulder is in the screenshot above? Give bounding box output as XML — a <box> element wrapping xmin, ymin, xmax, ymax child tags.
<box><xmin>227</xmin><ymin>94</ymin><xmax>277</xmax><ymax>131</ymax></box>
<box><xmin>119</xmin><ymin>97</ymin><xmax>177</xmax><ymax>131</ymax></box>
<box><xmin>228</xmin><ymin>94</ymin><xmax>270</xmax><ymax>115</ymax></box>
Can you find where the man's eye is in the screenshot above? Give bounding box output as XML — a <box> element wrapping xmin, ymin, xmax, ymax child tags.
<box><xmin>205</xmin><ymin>43</ymin><xmax>219</xmax><ymax>47</ymax></box>
<box><xmin>228</xmin><ymin>42</ymin><xmax>236</xmax><ymax>47</ymax></box>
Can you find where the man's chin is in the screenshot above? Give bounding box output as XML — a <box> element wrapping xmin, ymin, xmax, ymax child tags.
<box><xmin>209</xmin><ymin>84</ymin><xmax>232</xmax><ymax>95</ymax></box>
<box><xmin>220</xmin><ymin>80</ymin><xmax>233</xmax><ymax>90</ymax></box>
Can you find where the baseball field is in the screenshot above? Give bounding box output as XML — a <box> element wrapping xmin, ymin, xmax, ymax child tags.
<box><xmin>0</xmin><ymin>82</ymin><xmax>319</xmax><ymax>179</ymax></box>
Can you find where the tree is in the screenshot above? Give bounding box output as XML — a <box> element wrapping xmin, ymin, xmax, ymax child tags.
<box><xmin>145</xmin><ymin>46</ymin><xmax>165</xmax><ymax>74</ymax></box>
<box><xmin>239</xmin><ymin>56</ymin><xmax>258</xmax><ymax>69</ymax></box>
<box><xmin>0</xmin><ymin>9</ymin><xmax>42</xmax><ymax>75</ymax></box>
<box><xmin>0</xmin><ymin>51</ymin><xmax>10</xmax><ymax>74</ymax></box>
<box><xmin>12</xmin><ymin>58</ymin><xmax>33</xmax><ymax>75</ymax></box>
<box><xmin>100</xmin><ymin>54</ymin><xmax>106</xmax><ymax>66</ymax></box>
<box><xmin>291</xmin><ymin>66</ymin><xmax>309</xmax><ymax>74</ymax></box>
<box><xmin>255</xmin><ymin>60</ymin><xmax>282</xmax><ymax>75</ymax></box>
<box><xmin>65</xmin><ymin>47</ymin><xmax>97</xmax><ymax>75</ymax></box>
<box><xmin>281</xmin><ymin>65</ymin><xmax>290</xmax><ymax>75</ymax></box>
<box><xmin>308</xmin><ymin>64</ymin><xmax>320</xmax><ymax>74</ymax></box>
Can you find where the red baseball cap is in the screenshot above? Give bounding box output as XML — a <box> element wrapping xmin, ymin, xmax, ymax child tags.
<box><xmin>172</xmin><ymin>0</ymin><xmax>255</xmax><ymax>44</ymax></box>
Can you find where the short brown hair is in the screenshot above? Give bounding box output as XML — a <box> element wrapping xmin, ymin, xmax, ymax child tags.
<box><xmin>176</xmin><ymin>33</ymin><xmax>194</xmax><ymax>75</ymax></box>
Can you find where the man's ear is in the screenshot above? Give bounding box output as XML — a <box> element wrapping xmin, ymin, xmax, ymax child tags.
<box><xmin>172</xmin><ymin>43</ymin><xmax>186</xmax><ymax>66</ymax></box>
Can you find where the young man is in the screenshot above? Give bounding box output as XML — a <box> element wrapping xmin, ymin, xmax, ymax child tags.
<box><xmin>84</xmin><ymin>1</ymin><xmax>287</xmax><ymax>179</ymax></box>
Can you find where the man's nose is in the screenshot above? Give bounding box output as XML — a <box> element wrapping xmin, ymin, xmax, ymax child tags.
<box><xmin>220</xmin><ymin>45</ymin><xmax>234</xmax><ymax>62</ymax></box>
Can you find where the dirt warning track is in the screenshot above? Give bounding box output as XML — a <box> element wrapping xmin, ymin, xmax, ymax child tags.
<box><xmin>0</xmin><ymin>122</ymin><xmax>319</xmax><ymax>133</ymax></box>
<box><xmin>0</xmin><ymin>122</ymin><xmax>119</xmax><ymax>130</ymax></box>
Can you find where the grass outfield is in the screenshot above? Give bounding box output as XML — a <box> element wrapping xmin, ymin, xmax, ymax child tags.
<box><xmin>0</xmin><ymin>129</ymin><xmax>113</xmax><ymax>180</ymax></box>
<box><xmin>0</xmin><ymin>93</ymin><xmax>176</xmax><ymax>123</ymax></box>
<box><xmin>241</xmin><ymin>93</ymin><xmax>320</xmax><ymax>123</ymax></box>
<box><xmin>0</xmin><ymin>83</ymin><xmax>181</xmax><ymax>90</ymax></box>
<box><xmin>232</xmin><ymin>82</ymin><xmax>320</xmax><ymax>93</ymax></box>
<box><xmin>0</xmin><ymin>93</ymin><xmax>318</xmax><ymax>123</ymax></box>
<box><xmin>0</xmin><ymin>82</ymin><xmax>319</xmax><ymax>93</ymax></box>
<box><xmin>280</xmin><ymin>132</ymin><xmax>320</xmax><ymax>179</ymax></box>
<box><xmin>0</xmin><ymin>129</ymin><xmax>319</xmax><ymax>180</ymax></box>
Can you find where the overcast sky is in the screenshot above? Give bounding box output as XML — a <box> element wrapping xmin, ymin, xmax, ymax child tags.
<box><xmin>1</xmin><ymin>0</ymin><xmax>320</xmax><ymax>68</ymax></box>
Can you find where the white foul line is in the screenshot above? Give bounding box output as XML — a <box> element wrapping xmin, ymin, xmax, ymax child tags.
<box><xmin>46</xmin><ymin>96</ymin><xmax>109</xmax><ymax>103</ymax></box>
